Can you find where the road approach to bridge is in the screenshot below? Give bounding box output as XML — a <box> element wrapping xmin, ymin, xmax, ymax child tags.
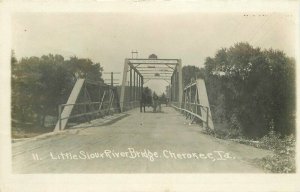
<box><xmin>12</xmin><ymin>107</ymin><xmax>271</xmax><ymax>173</ymax></box>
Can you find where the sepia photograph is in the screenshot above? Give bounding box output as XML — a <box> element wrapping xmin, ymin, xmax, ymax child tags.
<box><xmin>1</xmin><ymin>0</ymin><xmax>299</xmax><ymax>191</ymax></box>
<box><xmin>10</xmin><ymin>11</ymin><xmax>297</xmax><ymax>174</ymax></box>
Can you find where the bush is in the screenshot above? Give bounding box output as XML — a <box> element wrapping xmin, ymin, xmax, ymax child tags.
<box><xmin>205</xmin><ymin>114</ymin><xmax>243</xmax><ymax>140</ymax></box>
<box><xmin>204</xmin><ymin>43</ymin><xmax>295</xmax><ymax>138</ymax></box>
<box><xmin>257</xmin><ymin>133</ymin><xmax>295</xmax><ymax>173</ymax></box>
<box><xmin>259</xmin><ymin>126</ymin><xmax>281</xmax><ymax>150</ymax></box>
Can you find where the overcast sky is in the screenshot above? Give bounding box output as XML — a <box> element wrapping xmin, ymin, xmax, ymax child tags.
<box><xmin>12</xmin><ymin>12</ymin><xmax>296</xmax><ymax>94</ymax></box>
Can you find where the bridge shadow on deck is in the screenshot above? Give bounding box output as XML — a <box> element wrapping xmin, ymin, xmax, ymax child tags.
<box><xmin>70</xmin><ymin>106</ymin><xmax>168</xmax><ymax>129</ymax></box>
<box><xmin>69</xmin><ymin>113</ymin><xmax>130</xmax><ymax>129</ymax></box>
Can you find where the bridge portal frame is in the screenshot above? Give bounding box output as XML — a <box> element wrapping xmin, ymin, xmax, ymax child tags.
<box><xmin>120</xmin><ymin>58</ymin><xmax>183</xmax><ymax>112</ymax></box>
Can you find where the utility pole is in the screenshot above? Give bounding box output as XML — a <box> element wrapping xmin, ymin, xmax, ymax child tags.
<box><xmin>131</xmin><ymin>50</ymin><xmax>138</xmax><ymax>59</ymax></box>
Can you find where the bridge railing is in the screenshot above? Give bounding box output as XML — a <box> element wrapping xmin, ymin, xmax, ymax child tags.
<box><xmin>57</xmin><ymin>100</ymin><xmax>120</xmax><ymax>130</ymax></box>
<box><xmin>54</xmin><ymin>77</ymin><xmax>125</xmax><ymax>131</ymax></box>
<box><xmin>171</xmin><ymin>79</ymin><xmax>214</xmax><ymax>130</ymax></box>
<box><xmin>57</xmin><ymin>100</ymin><xmax>141</xmax><ymax>130</ymax></box>
<box><xmin>171</xmin><ymin>102</ymin><xmax>210</xmax><ymax>128</ymax></box>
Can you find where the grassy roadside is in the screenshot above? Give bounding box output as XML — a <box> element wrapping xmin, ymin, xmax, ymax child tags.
<box><xmin>202</xmin><ymin>127</ymin><xmax>296</xmax><ymax>173</ymax></box>
<box><xmin>256</xmin><ymin>131</ymin><xmax>296</xmax><ymax>173</ymax></box>
<box><xmin>11</xmin><ymin>126</ymin><xmax>54</xmax><ymax>139</ymax></box>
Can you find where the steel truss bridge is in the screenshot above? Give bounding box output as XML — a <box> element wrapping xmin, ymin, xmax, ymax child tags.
<box><xmin>54</xmin><ymin>57</ymin><xmax>214</xmax><ymax>132</ymax></box>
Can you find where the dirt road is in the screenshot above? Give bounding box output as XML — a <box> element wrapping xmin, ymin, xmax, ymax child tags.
<box><xmin>12</xmin><ymin>107</ymin><xmax>271</xmax><ymax>173</ymax></box>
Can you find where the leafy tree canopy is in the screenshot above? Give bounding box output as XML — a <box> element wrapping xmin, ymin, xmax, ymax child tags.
<box><xmin>11</xmin><ymin>53</ymin><xmax>104</xmax><ymax>128</ymax></box>
<box><xmin>186</xmin><ymin>42</ymin><xmax>295</xmax><ymax>138</ymax></box>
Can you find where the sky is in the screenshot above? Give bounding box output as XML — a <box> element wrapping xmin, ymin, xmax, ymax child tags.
<box><xmin>12</xmin><ymin>12</ymin><xmax>297</xmax><ymax>94</ymax></box>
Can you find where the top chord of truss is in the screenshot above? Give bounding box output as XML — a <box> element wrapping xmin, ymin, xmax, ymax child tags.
<box><xmin>128</xmin><ymin>58</ymin><xmax>179</xmax><ymax>65</ymax></box>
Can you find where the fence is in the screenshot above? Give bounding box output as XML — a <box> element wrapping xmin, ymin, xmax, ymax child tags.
<box><xmin>171</xmin><ymin>79</ymin><xmax>214</xmax><ymax>130</ymax></box>
<box><xmin>56</xmin><ymin>81</ymin><xmax>141</xmax><ymax>131</ymax></box>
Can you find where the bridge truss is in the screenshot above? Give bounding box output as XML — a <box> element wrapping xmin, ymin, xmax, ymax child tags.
<box><xmin>55</xmin><ymin>56</ymin><xmax>214</xmax><ymax>131</ymax></box>
<box><xmin>119</xmin><ymin>58</ymin><xmax>183</xmax><ymax>111</ymax></box>
<box><xmin>54</xmin><ymin>79</ymin><xmax>120</xmax><ymax>131</ymax></box>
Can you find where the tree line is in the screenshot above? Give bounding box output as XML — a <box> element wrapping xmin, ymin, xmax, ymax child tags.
<box><xmin>12</xmin><ymin>42</ymin><xmax>295</xmax><ymax>139</ymax></box>
<box><xmin>182</xmin><ymin>42</ymin><xmax>295</xmax><ymax>138</ymax></box>
<box><xmin>11</xmin><ymin>52</ymin><xmax>103</xmax><ymax>129</ymax></box>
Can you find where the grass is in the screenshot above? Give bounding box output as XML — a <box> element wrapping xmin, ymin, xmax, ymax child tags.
<box><xmin>202</xmin><ymin>124</ymin><xmax>296</xmax><ymax>173</ymax></box>
<box><xmin>11</xmin><ymin>125</ymin><xmax>54</xmax><ymax>139</ymax></box>
<box><xmin>256</xmin><ymin>131</ymin><xmax>296</xmax><ymax>173</ymax></box>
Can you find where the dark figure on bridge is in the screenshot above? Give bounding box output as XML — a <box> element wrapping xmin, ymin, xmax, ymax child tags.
<box><xmin>152</xmin><ymin>93</ymin><xmax>159</xmax><ymax>112</ymax></box>
<box><xmin>157</xmin><ymin>96</ymin><xmax>162</xmax><ymax>112</ymax></box>
<box><xmin>166</xmin><ymin>98</ymin><xmax>169</xmax><ymax>107</ymax></box>
<box><xmin>140</xmin><ymin>92</ymin><xmax>146</xmax><ymax>112</ymax></box>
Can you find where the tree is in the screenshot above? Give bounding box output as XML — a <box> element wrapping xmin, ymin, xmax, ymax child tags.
<box><xmin>63</xmin><ymin>56</ymin><xmax>103</xmax><ymax>82</ymax></box>
<box><xmin>182</xmin><ymin>65</ymin><xmax>205</xmax><ymax>86</ymax></box>
<box><xmin>11</xmin><ymin>53</ymin><xmax>104</xmax><ymax>129</ymax></box>
<box><xmin>203</xmin><ymin>42</ymin><xmax>295</xmax><ymax>138</ymax></box>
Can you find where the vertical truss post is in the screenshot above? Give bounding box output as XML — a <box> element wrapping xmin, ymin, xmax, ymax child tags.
<box><xmin>172</xmin><ymin>71</ymin><xmax>175</xmax><ymax>102</ymax></box>
<box><xmin>191</xmin><ymin>85</ymin><xmax>193</xmax><ymax>111</ymax></box>
<box><xmin>183</xmin><ymin>89</ymin><xmax>187</xmax><ymax>116</ymax></box>
<box><xmin>141</xmin><ymin>76</ymin><xmax>144</xmax><ymax>95</ymax></box>
<box><xmin>99</xmin><ymin>84</ymin><xmax>101</xmax><ymax>102</ymax></box>
<box><xmin>137</xmin><ymin>74</ymin><xmax>139</xmax><ymax>103</ymax></box>
<box><xmin>111</xmin><ymin>72</ymin><xmax>113</xmax><ymax>87</ymax></box>
<box><xmin>189</xmin><ymin>86</ymin><xmax>192</xmax><ymax>112</ymax></box>
<box><xmin>83</xmin><ymin>83</ymin><xmax>87</xmax><ymax>116</ymax></box>
<box><xmin>175</xmin><ymin>69</ymin><xmax>178</xmax><ymax>102</ymax></box>
<box><xmin>173</xmin><ymin>70</ymin><xmax>176</xmax><ymax>102</ymax></box>
<box><xmin>138</xmin><ymin>75</ymin><xmax>140</xmax><ymax>105</ymax></box>
<box><xmin>58</xmin><ymin>105</ymin><xmax>62</xmax><ymax>130</ymax></box>
<box><xmin>195</xmin><ymin>86</ymin><xmax>198</xmax><ymax>115</ymax></box>
<box><xmin>138</xmin><ymin>75</ymin><xmax>140</xmax><ymax>101</ymax></box>
<box><xmin>133</xmin><ymin>69</ymin><xmax>136</xmax><ymax>102</ymax></box>
<box><xmin>177</xmin><ymin>59</ymin><xmax>183</xmax><ymax>107</ymax></box>
<box><xmin>175</xmin><ymin>70</ymin><xmax>180</xmax><ymax>102</ymax></box>
<box><xmin>206</xmin><ymin>106</ymin><xmax>209</xmax><ymax>129</ymax></box>
<box><xmin>135</xmin><ymin>72</ymin><xmax>137</xmax><ymax>106</ymax></box>
<box><xmin>171</xmin><ymin>74</ymin><xmax>173</xmax><ymax>102</ymax></box>
<box><xmin>130</xmin><ymin>67</ymin><xmax>132</xmax><ymax>101</ymax></box>
<box><xmin>120</xmin><ymin>59</ymin><xmax>129</xmax><ymax>112</ymax></box>
<box><xmin>176</xmin><ymin>71</ymin><xmax>179</xmax><ymax>101</ymax></box>
<box><xmin>190</xmin><ymin>87</ymin><xmax>192</xmax><ymax>111</ymax></box>
<box><xmin>174</xmin><ymin>71</ymin><xmax>177</xmax><ymax>102</ymax></box>
<box><xmin>137</xmin><ymin>74</ymin><xmax>139</xmax><ymax>102</ymax></box>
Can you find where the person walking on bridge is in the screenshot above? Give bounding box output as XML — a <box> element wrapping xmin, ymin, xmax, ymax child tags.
<box><xmin>152</xmin><ymin>93</ymin><xmax>159</xmax><ymax>113</ymax></box>
<box><xmin>140</xmin><ymin>91</ymin><xmax>146</xmax><ymax>112</ymax></box>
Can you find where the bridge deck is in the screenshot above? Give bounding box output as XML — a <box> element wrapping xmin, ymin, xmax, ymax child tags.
<box><xmin>12</xmin><ymin>107</ymin><xmax>271</xmax><ymax>173</ymax></box>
